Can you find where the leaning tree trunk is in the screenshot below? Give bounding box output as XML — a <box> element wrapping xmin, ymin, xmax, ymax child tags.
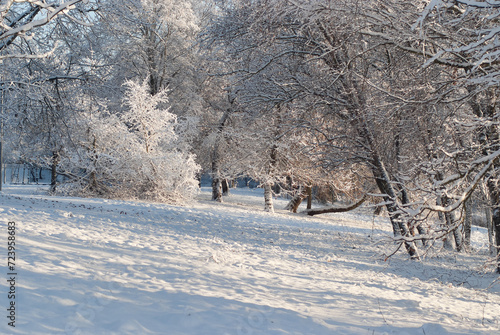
<box><xmin>355</xmin><ymin>113</ymin><xmax>419</xmax><ymax>258</ymax></box>
<box><xmin>397</xmin><ymin>178</ymin><xmax>428</xmax><ymax>246</ymax></box>
<box><xmin>368</xmin><ymin>136</ymin><xmax>420</xmax><ymax>259</ymax></box>
<box><xmin>327</xmin><ymin>50</ymin><xmax>418</xmax><ymax>258</ymax></box>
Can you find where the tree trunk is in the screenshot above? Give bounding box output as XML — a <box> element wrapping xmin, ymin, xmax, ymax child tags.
<box><xmin>326</xmin><ymin>55</ymin><xmax>418</xmax><ymax>257</ymax></box>
<box><xmin>443</xmin><ymin>209</ymin><xmax>457</xmax><ymax>251</ymax></box>
<box><xmin>50</xmin><ymin>151</ymin><xmax>59</xmax><ymax>193</ymax></box>
<box><xmin>486</xmin><ymin>206</ymin><xmax>495</xmax><ymax>255</ymax></box>
<box><xmin>453</xmin><ymin>223</ymin><xmax>463</xmax><ymax>252</ymax></box>
<box><xmin>222</xmin><ymin>179</ymin><xmax>230</xmax><ymax>196</ymax></box>
<box><xmin>373</xmin><ymin>205</ymin><xmax>383</xmax><ymax>216</ymax></box>
<box><xmin>90</xmin><ymin>135</ymin><xmax>99</xmax><ymax>193</ymax></box>
<box><xmin>462</xmin><ymin>198</ymin><xmax>473</xmax><ymax>252</ymax></box>
<box><xmin>349</xmin><ymin>108</ymin><xmax>419</xmax><ymax>258</ymax></box>
<box><xmin>371</xmin><ymin>147</ymin><xmax>419</xmax><ymax>259</ymax></box>
<box><xmin>211</xmin><ymin>143</ymin><xmax>223</xmax><ymax>202</ymax></box>
<box><xmin>211</xmin><ymin>166</ymin><xmax>222</xmax><ymax>202</ymax></box>
<box><xmin>469</xmin><ymin>89</ymin><xmax>500</xmax><ymax>271</ymax></box>
<box><xmin>285</xmin><ymin>187</ymin><xmax>307</xmax><ymax>213</ymax></box>
<box><xmin>262</xmin><ymin>142</ymin><xmax>278</xmax><ymax>212</ymax></box>
<box><xmin>211</xmin><ymin>109</ymin><xmax>232</xmax><ymax>202</ymax></box>
<box><xmin>264</xmin><ymin>183</ymin><xmax>274</xmax><ymax>212</ymax></box>
<box><xmin>306</xmin><ymin>186</ymin><xmax>312</xmax><ymax>210</ymax></box>
<box><xmin>396</xmin><ymin>177</ymin><xmax>427</xmax><ymax>245</ymax></box>
<box><xmin>493</xmin><ymin>208</ymin><xmax>500</xmax><ymax>274</ymax></box>
<box><xmin>487</xmin><ymin>178</ymin><xmax>500</xmax><ymax>273</ymax></box>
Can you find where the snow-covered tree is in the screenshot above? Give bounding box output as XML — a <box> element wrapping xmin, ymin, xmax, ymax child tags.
<box><xmin>414</xmin><ymin>0</ymin><xmax>500</xmax><ymax>271</ymax></box>
<box><xmin>204</xmin><ymin>0</ymin><xmax>436</xmax><ymax>257</ymax></box>
<box><xmin>60</xmin><ymin>79</ymin><xmax>200</xmax><ymax>203</ymax></box>
<box><xmin>120</xmin><ymin>79</ymin><xmax>200</xmax><ymax>203</ymax></box>
<box><xmin>97</xmin><ymin>0</ymin><xmax>202</xmax><ymax>110</ymax></box>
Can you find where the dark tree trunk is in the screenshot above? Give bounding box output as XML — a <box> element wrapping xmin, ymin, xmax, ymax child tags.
<box><xmin>366</xmin><ymin>131</ymin><xmax>420</xmax><ymax>259</ymax></box>
<box><xmin>494</xmin><ymin>210</ymin><xmax>500</xmax><ymax>273</ymax></box>
<box><xmin>373</xmin><ymin>205</ymin><xmax>383</xmax><ymax>216</ymax></box>
<box><xmin>50</xmin><ymin>151</ymin><xmax>59</xmax><ymax>193</ymax></box>
<box><xmin>484</xmin><ymin>206</ymin><xmax>495</xmax><ymax>254</ymax></box>
<box><xmin>211</xmin><ymin>108</ymin><xmax>232</xmax><ymax>202</ymax></box>
<box><xmin>487</xmin><ymin>178</ymin><xmax>500</xmax><ymax>273</ymax></box>
<box><xmin>211</xmin><ymin>166</ymin><xmax>222</xmax><ymax>202</ymax></box>
<box><xmin>222</xmin><ymin>179</ymin><xmax>230</xmax><ymax>196</ymax></box>
<box><xmin>90</xmin><ymin>135</ymin><xmax>99</xmax><ymax>193</ymax></box>
<box><xmin>397</xmin><ymin>178</ymin><xmax>428</xmax><ymax>246</ymax></box>
<box><xmin>211</xmin><ymin>145</ymin><xmax>223</xmax><ymax>202</ymax></box>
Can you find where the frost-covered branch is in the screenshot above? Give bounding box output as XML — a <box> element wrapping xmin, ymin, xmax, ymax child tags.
<box><xmin>0</xmin><ymin>40</ymin><xmax>58</xmax><ymax>60</ymax></box>
<box><xmin>417</xmin><ymin>0</ymin><xmax>500</xmax><ymax>84</ymax></box>
<box><xmin>0</xmin><ymin>0</ymin><xmax>86</xmax><ymax>43</ymax></box>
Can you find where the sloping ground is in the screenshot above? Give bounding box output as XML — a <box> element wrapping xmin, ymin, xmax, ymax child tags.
<box><xmin>0</xmin><ymin>185</ymin><xmax>498</xmax><ymax>335</ymax></box>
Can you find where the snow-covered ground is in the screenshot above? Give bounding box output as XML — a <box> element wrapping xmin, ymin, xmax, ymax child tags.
<box><xmin>0</xmin><ymin>185</ymin><xmax>499</xmax><ymax>335</ymax></box>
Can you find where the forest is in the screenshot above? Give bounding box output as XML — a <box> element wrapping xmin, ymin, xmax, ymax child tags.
<box><xmin>1</xmin><ymin>0</ymin><xmax>500</xmax><ymax>273</ymax></box>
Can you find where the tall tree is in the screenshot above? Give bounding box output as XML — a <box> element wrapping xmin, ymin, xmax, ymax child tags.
<box><xmin>205</xmin><ymin>0</ymin><xmax>434</xmax><ymax>257</ymax></box>
<box><xmin>415</xmin><ymin>0</ymin><xmax>500</xmax><ymax>272</ymax></box>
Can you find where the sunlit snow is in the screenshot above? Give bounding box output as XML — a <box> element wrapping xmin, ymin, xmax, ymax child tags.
<box><xmin>0</xmin><ymin>185</ymin><xmax>499</xmax><ymax>334</ymax></box>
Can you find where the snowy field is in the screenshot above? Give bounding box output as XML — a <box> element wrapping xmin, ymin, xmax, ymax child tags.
<box><xmin>0</xmin><ymin>185</ymin><xmax>499</xmax><ymax>335</ymax></box>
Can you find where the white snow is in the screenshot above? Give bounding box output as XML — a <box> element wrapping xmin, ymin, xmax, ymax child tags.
<box><xmin>0</xmin><ymin>185</ymin><xmax>499</xmax><ymax>334</ymax></box>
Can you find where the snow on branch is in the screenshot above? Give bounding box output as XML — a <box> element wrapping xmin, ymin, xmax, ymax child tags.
<box><xmin>405</xmin><ymin>149</ymin><xmax>500</xmax><ymax>218</ymax></box>
<box><xmin>455</xmin><ymin>0</ymin><xmax>500</xmax><ymax>8</ymax></box>
<box><xmin>416</xmin><ymin>0</ymin><xmax>500</xmax><ymax>84</ymax></box>
<box><xmin>0</xmin><ymin>0</ymin><xmax>86</xmax><ymax>42</ymax></box>
<box><xmin>0</xmin><ymin>40</ymin><xmax>59</xmax><ymax>61</ymax></box>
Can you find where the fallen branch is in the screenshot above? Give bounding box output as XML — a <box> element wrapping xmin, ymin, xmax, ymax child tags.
<box><xmin>302</xmin><ymin>194</ymin><xmax>367</xmax><ymax>216</ymax></box>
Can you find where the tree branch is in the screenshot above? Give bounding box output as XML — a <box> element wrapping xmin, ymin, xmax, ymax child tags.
<box><xmin>302</xmin><ymin>194</ymin><xmax>367</xmax><ymax>216</ymax></box>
